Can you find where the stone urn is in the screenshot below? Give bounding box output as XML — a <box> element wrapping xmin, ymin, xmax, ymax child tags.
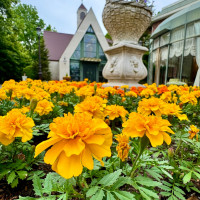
<box><xmin>102</xmin><ymin>0</ymin><xmax>152</xmax><ymax>88</ymax></box>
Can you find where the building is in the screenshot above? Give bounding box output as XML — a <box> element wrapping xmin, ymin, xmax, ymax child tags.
<box><xmin>44</xmin><ymin>4</ymin><xmax>109</xmax><ymax>82</ymax></box>
<box><xmin>148</xmin><ymin>0</ymin><xmax>200</xmax><ymax>86</ymax></box>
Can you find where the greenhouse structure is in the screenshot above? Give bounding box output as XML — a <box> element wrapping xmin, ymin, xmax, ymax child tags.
<box><xmin>148</xmin><ymin>1</ymin><xmax>200</xmax><ymax>86</ymax></box>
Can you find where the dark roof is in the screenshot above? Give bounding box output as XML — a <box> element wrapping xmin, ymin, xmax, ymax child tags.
<box><xmin>78</xmin><ymin>4</ymin><xmax>87</xmax><ymax>10</ymax></box>
<box><xmin>44</xmin><ymin>31</ymin><xmax>73</xmax><ymax>61</ymax></box>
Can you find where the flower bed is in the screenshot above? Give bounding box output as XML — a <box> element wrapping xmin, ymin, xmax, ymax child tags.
<box><xmin>0</xmin><ymin>79</ymin><xmax>200</xmax><ymax>200</ymax></box>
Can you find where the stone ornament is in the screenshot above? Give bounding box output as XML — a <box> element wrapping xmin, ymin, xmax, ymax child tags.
<box><xmin>102</xmin><ymin>0</ymin><xmax>152</xmax><ymax>88</ymax></box>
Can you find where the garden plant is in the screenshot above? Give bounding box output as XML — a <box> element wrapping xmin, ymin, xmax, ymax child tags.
<box><xmin>0</xmin><ymin>79</ymin><xmax>200</xmax><ymax>200</ymax></box>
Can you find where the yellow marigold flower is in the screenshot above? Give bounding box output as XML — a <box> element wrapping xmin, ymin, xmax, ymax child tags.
<box><xmin>121</xmin><ymin>85</ymin><xmax>129</xmax><ymax>89</ymax></box>
<box><xmin>74</xmin><ymin>96</ymin><xmax>107</xmax><ymax>119</ymax></box>
<box><xmin>0</xmin><ymin>109</ymin><xmax>35</xmax><ymax>145</ymax></box>
<box><xmin>179</xmin><ymin>93</ymin><xmax>197</xmax><ymax>105</ymax></box>
<box><xmin>125</xmin><ymin>91</ymin><xmax>137</xmax><ymax>98</ymax></box>
<box><xmin>34</xmin><ymin>112</ymin><xmax>112</xmax><ymax>179</ymax></box>
<box><xmin>35</xmin><ymin>91</ymin><xmax>51</xmax><ymax>101</ymax></box>
<box><xmin>75</xmin><ymin>86</ymin><xmax>94</xmax><ymax>97</ymax></box>
<box><xmin>35</xmin><ymin>99</ymin><xmax>54</xmax><ymax>116</ymax></box>
<box><xmin>160</xmin><ymin>92</ymin><xmax>177</xmax><ymax>103</ymax></box>
<box><xmin>189</xmin><ymin>125</ymin><xmax>199</xmax><ymax>140</ymax></box>
<box><xmin>137</xmin><ymin>97</ymin><xmax>166</xmax><ymax>117</ymax></box>
<box><xmin>140</xmin><ymin>88</ymin><xmax>155</xmax><ymax>98</ymax></box>
<box><xmin>163</xmin><ymin>104</ymin><xmax>188</xmax><ymax>121</ymax></box>
<box><xmin>122</xmin><ymin>112</ymin><xmax>174</xmax><ymax>147</ymax></box>
<box><xmin>0</xmin><ymin>89</ymin><xmax>7</xmax><ymax>100</ymax></box>
<box><xmin>104</xmin><ymin>105</ymin><xmax>128</xmax><ymax>122</ymax></box>
<box><xmin>58</xmin><ymin>101</ymin><xmax>68</xmax><ymax>107</ymax></box>
<box><xmin>116</xmin><ymin>133</ymin><xmax>130</xmax><ymax>162</ymax></box>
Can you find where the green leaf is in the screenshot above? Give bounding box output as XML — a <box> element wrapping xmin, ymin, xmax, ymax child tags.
<box><xmin>11</xmin><ymin>178</ymin><xmax>18</xmax><ymax>188</ymax></box>
<box><xmin>139</xmin><ymin>187</ymin><xmax>159</xmax><ymax>198</ymax></box>
<box><xmin>174</xmin><ymin>191</ymin><xmax>186</xmax><ymax>200</ymax></box>
<box><xmin>193</xmin><ymin>171</ymin><xmax>200</xmax><ymax>179</ymax></box>
<box><xmin>139</xmin><ymin>190</ymin><xmax>151</xmax><ymax>200</ymax></box>
<box><xmin>183</xmin><ymin>171</ymin><xmax>192</xmax><ymax>184</ymax></box>
<box><xmin>107</xmin><ymin>192</ymin><xmax>116</xmax><ymax>200</ymax></box>
<box><xmin>43</xmin><ymin>173</ymin><xmax>53</xmax><ymax>195</ymax></box>
<box><xmin>160</xmin><ymin>192</ymin><xmax>171</xmax><ymax>197</ymax></box>
<box><xmin>91</xmin><ymin>189</ymin><xmax>104</xmax><ymax>200</ymax></box>
<box><xmin>86</xmin><ymin>186</ymin><xmax>99</xmax><ymax>197</ymax></box>
<box><xmin>17</xmin><ymin>171</ymin><xmax>27</xmax><ymax>180</ymax></box>
<box><xmin>160</xmin><ymin>168</ymin><xmax>173</xmax><ymax>179</ymax></box>
<box><xmin>173</xmin><ymin>186</ymin><xmax>185</xmax><ymax>195</ymax></box>
<box><xmin>98</xmin><ymin>169</ymin><xmax>122</xmax><ymax>187</ymax></box>
<box><xmin>135</xmin><ymin>176</ymin><xmax>162</xmax><ymax>187</ymax></box>
<box><xmin>158</xmin><ymin>185</ymin><xmax>171</xmax><ymax>191</ymax></box>
<box><xmin>57</xmin><ymin>194</ymin><xmax>68</xmax><ymax>200</ymax></box>
<box><xmin>163</xmin><ymin>181</ymin><xmax>172</xmax><ymax>187</ymax></box>
<box><xmin>33</xmin><ymin>174</ymin><xmax>43</xmax><ymax>196</ymax></box>
<box><xmin>7</xmin><ymin>171</ymin><xmax>16</xmax><ymax>184</ymax></box>
<box><xmin>145</xmin><ymin>169</ymin><xmax>162</xmax><ymax>181</ymax></box>
<box><xmin>111</xmin><ymin>177</ymin><xmax>131</xmax><ymax>190</ymax></box>
<box><xmin>191</xmin><ymin>186</ymin><xmax>200</xmax><ymax>193</ymax></box>
<box><xmin>113</xmin><ymin>191</ymin><xmax>135</xmax><ymax>200</ymax></box>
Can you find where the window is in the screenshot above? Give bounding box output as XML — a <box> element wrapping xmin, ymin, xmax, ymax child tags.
<box><xmin>80</xmin><ymin>12</ymin><xmax>85</xmax><ymax>20</ymax></box>
<box><xmin>84</xmin><ymin>34</ymin><xmax>97</xmax><ymax>58</ymax></box>
<box><xmin>70</xmin><ymin>62</ymin><xmax>80</xmax><ymax>81</ymax></box>
<box><xmin>71</xmin><ymin>44</ymin><xmax>81</xmax><ymax>59</ymax></box>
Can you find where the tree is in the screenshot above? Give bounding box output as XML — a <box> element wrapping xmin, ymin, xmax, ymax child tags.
<box><xmin>0</xmin><ymin>0</ymin><xmax>31</xmax><ymax>83</ymax></box>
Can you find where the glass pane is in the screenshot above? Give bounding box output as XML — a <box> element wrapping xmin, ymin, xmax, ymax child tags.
<box><xmin>71</xmin><ymin>44</ymin><xmax>81</xmax><ymax>59</ymax></box>
<box><xmin>99</xmin><ymin>45</ymin><xmax>106</xmax><ymax>61</ymax></box>
<box><xmin>87</xmin><ymin>26</ymin><xmax>94</xmax><ymax>33</ymax></box>
<box><xmin>153</xmin><ymin>38</ymin><xmax>159</xmax><ymax>49</ymax></box>
<box><xmin>160</xmin><ymin>32</ymin><xmax>170</xmax><ymax>46</ymax></box>
<box><xmin>70</xmin><ymin>62</ymin><xmax>80</xmax><ymax>81</ymax></box>
<box><xmin>84</xmin><ymin>51</ymin><xmax>96</xmax><ymax>58</ymax></box>
<box><xmin>182</xmin><ymin>55</ymin><xmax>197</xmax><ymax>85</ymax></box>
<box><xmin>84</xmin><ymin>34</ymin><xmax>96</xmax><ymax>44</ymax></box>
<box><xmin>171</xmin><ymin>26</ymin><xmax>184</xmax><ymax>42</ymax></box>
<box><xmin>84</xmin><ymin>43</ymin><xmax>96</xmax><ymax>53</ymax></box>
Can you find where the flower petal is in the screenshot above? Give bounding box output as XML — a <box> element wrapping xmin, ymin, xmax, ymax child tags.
<box><xmin>56</xmin><ymin>152</ymin><xmax>83</xmax><ymax>179</ymax></box>
<box><xmin>44</xmin><ymin>140</ymin><xmax>66</xmax><ymax>164</ymax></box>
<box><xmin>63</xmin><ymin>137</ymin><xmax>85</xmax><ymax>157</ymax></box>
<box><xmin>81</xmin><ymin>146</ymin><xmax>94</xmax><ymax>170</ymax></box>
<box><xmin>162</xmin><ymin>132</ymin><xmax>171</xmax><ymax>145</ymax></box>
<box><xmin>34</xmin><ymin>137</ymin><xmax>61</xmax><ymax>158</ymax></box>
<box><xmin>146</xmin><ymin>132</ymin><xmax>163</xmax><ymax>147</ymax></box>
<box><xmin>84</xmin><ymin>135</ymin><xmax>105</xmax><ymax>145</ymax></box>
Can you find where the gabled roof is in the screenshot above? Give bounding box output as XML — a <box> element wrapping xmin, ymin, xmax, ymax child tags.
<box><xmin>78</xmin><ymin>4</ymin><xmax>87</xmax><ymax>10</ymax></box>
<box><xmin>44</xmin><ymin>31</ymin><xmax>73</xmax><ymax>61</ymax></box>
<box><xmin>152</xmin><ymin>0</ymin><xmax>200</xmax><ymax>23</ymax></box>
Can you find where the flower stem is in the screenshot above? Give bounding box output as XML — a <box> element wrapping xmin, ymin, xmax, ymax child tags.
<box><xmin>130</xmin><ymin>135</ymin><xmax>149</xmax><ymax>178</ymax></box>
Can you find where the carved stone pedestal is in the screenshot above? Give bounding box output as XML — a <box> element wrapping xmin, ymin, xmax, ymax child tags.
<box><xmin>103</xmin><ymin>43</ymin><xmax>148</xmax><ymax>88</ymax></box>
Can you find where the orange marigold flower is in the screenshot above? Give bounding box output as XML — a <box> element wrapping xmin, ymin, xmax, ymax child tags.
<box><xmin>104</xmin><ymin>105</ymin><xmax>128</xmax><ymax>122</ymax></box>
<box><xmin>189</xmin><ymin>125</ymin><xmax>199</xmax><ymax>140</ymax></box>
<box><xmin>116</xmin><ymin>133</ymin><xmax>130</xmax><ymax>162</ymax></box>
<box><xmin>137</xmin><ymin>97</ymin><xmax>166</xmax><ymax>117</ymax></box>
<box><xmin>74</xmin><ymin>96</ymin><xmax>107</xmax><ymax>119</ymax></box>
<box><xmin>0</xmin><ymin>109</ymin><xmax>35</xmax><ymax>145</ymax></box>
<box><xmin>122</xmin><ymin>112</ymin><xmax>174</xmax><ymax>147</ymax></box>
<box><xmin>34</xmin><ymin>112</ymin><xmax>112</xmax><ymax>179</ymax></box>
<box><xmin>35</xmin><ymin>99</ymin><xmax>54</xmax><ymax>116</ymax></box>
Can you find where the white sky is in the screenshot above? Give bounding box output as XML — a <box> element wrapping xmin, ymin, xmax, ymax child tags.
<box><xmin>20</xmin><ymin>0</ymin><xmax>178</xmax><ymax>34</ymax></box>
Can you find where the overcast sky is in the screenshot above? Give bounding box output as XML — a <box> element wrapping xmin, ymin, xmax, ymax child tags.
<box><xmin>20</xmin><ymin>0</ymin><xmax>178</xmax><ymax>34</ymax></box>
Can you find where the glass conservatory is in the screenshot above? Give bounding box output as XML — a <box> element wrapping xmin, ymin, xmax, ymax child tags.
<box><xmin>148</xmin><ymin>1</ymin><xmax>200</xmax><ymax>86</ymax></box>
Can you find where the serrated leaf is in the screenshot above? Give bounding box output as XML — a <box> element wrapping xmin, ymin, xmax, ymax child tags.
<box><xmin>33</xmin><ymin>174</ymin><xmax>43</xmax><ymax>196</ymax></box>
<box><xmin>91</xmin><ymin>189</ymin><xmax>104</xmax><ymax>200</ymax></box>
<box><xmin>160</xmin><ymin>168</ymin><xmax>173</xmax><ymax>179</ymax></box>
<box><xmin>193</xmin><ymin>171</ymin><xmax>200</xmax><ymax>179</ymax></box>
<box><xmin>159</xmin><ymin>185</ymin><xmax>171</xmax><ymax>191</ymax></box>
<box><xmin>163</xmin><ymin>181</ymin><xmax>172</xmax><ymax>187</ymax></box>
<box><xmin>57</xmin><ymin>193</ymin><xmax>68</xmax><ymax>200</ymax></box>
<box><xmin>114</xmin><ymin>191</ymin><xmax>135</xmax><ymax>200</ymax></box>
<box><xmin>17</xmin><ymin>171</ymin><xmax>27</xmax><ymax>180</ymax></box>
<box><xmin>191</xmin><ymin>186</ymin><xmax>200</xmax><ymax>193</ymax></box>
<box><xmin>135</xmin><ymin>176</ymin><xmax>162</xmax><ymax>187</ymax></box>
<box><xmin>159</xmin><ymin>165</ymin><xmax>174</xmax><ymax>170</ymax></box>
<box><xmin>160</xmin><ymin>192</ymin><xmax>171</xmax><ymax>197</ymax></box>
<box><xmin>173</xmin><ymin>186</ymin><xmax>185</xmax><ymax>195</ymax></box>
<box><xmin>111</xmin><ymin>177</ymin><xmax>131</xmax><ymax>190</ymax></box>
<box><xmin>174</xmin><ymin>191</ymin><xmax>186</xmax><ymax>200</ymax></box>
<box><xmin>11</xmin><ymin>178</ymin><xmax>18</xmax><ymax>188</ymax></box>
<box><xmin>139</xmin><ymin>187</ymin><xmax>159</xmax><ymax>198</ymax></box>
<box><xmin>86</xmin><ymin>186</ymin><xmax>99</xmax><ymax>197</ymax></box>
<box><xmin>107</xmin><ymin>192</ymin><xmax>116</xmax><ymax>200</ymax></box>
<box><xmin>145</xmin><ymin>169</ymin><xmax>162</xmax><ymax>181</ymax></box>
<box><xmin>98</xmin><ymin>169</ymin><xmax>122</xmax><ymax>187</ymax></box>
<box><xmin>43</xmin><ymin>173</ymin><xmax>53</xmax><ymax>195</ymax></box>
<box><xmin>183</xmin><ymin>171</ymin><xmax>192</xmax><ymax>184</ymax></box>
<box><xmin>140</xmin><ymin>190</ymin><xmax>151</xmax><ymax>200</ymax></box>
<box><xmin>7</xmin><ymin>171</ymin><xmax>16</xmax><ymax>184</ymax></box>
